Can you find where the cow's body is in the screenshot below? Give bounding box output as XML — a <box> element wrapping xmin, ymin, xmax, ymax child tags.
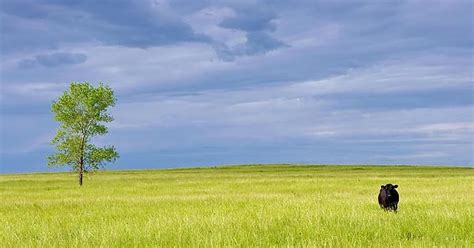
<box><xmin>378</xmin><ymin>184</ymin><xmax>399</xmax><ymax>211</ymax></box>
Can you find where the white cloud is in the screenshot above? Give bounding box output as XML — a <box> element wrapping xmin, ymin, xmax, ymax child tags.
<box><xmin>287</xmin><ymin>58</ymin><xmax>472</xmax><ymax>96</ymax></box>
<box><xmin>108</xmin><ymin>56</ymin><xmax>473</xmax><ymax>147</ymax></box>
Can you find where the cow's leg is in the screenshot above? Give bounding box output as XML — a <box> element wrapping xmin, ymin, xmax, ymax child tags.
<box><xmin>389</xmin><ymin>203</ymin><xmax>397</xmax><ymax>212</ymax></box>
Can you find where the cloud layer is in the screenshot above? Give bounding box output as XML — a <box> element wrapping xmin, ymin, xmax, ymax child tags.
<box><xmin>1</xmin><ymin>0</ymin><xmax>473</xmax><ymax>172</ymax></box>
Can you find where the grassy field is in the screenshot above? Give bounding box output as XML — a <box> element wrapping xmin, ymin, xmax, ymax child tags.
<box><xmin>0</xmin><ymin>164</ymin><xmax>472</xmax><ymax>247</ymax></box>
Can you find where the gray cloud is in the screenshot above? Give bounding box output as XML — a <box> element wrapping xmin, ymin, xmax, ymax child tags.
<box><xmin>18</xmin><ymin>52</ymin><xmax>87</xmax><ymax>68</ymax></box>
<box><xmin>1</xmin><ymin>0</ymin><xmax>291</xmax><ymax>61</ymax></box>
<box><xmin>213</xmin><ymin>32</ymin><xmax>288</xmax><ymax>61</ymax></box>
<box><xmin>219</xmin><ymin>7</ymin><xmax>277</xmax><ymax>32</ymax></box>
<box><xmin>214</xmin><ymin>5</ymin><xmax>288</xmax><ymax>60</ymax></box>
<box><xmin>1</xmin><ymin>0</ymin><xmax>211</xmax><ymax>55</ymax></box>
<box><xmin>241</xmin><ymin>31</ymin><xmax>288</xmax><ymax>55</ymax></box>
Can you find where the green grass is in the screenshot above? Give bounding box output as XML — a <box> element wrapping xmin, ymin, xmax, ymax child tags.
<box><xmin>0</xmin><ymin>164</ymin><xmax>473</xmax><ymax>247</ymax></box>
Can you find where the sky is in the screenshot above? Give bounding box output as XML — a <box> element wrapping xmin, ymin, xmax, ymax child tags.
<box><xmin>0</xmin><ymin>0</ymin><xmax>473</xmax><ymax>173</ymax></box>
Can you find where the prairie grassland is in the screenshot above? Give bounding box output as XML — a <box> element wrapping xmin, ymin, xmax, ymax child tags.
<box><xmin>0</xmin><ymin>165</ymin><xmax>472</xmax><ymax>247</ymax></box>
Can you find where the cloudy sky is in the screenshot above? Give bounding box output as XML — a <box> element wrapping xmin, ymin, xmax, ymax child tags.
<box><xmin>1</xmin><ymin>0</ymin><xmax>473</xmax><ymax>173</ymax></box>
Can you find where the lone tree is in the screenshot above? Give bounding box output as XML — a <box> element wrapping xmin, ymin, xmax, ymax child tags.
<box><xmin>48</xmin><ymin>82</ymin><xmax>119</xmax><ymax>186</ymax></box>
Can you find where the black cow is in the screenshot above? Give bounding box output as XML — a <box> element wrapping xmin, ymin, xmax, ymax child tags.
<box><xmin>378</xmin><ymin>184</ymin><xmax>399</xmax><ymax>211</ymax></box>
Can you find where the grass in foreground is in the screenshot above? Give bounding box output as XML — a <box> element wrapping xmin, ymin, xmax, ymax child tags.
<box><xmin>0</xmin><ymin>164</ymin><xmax>473</xmax><ymax>247</ymax></box>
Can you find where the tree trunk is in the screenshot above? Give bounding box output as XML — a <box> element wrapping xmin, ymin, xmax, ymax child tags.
<box><xmin>79</xmin><ymin>156</ymin><xmax>84</xmax><ymax>186</ymax></box>
<box><xmin>79</xmin><ymin>133</ymin><xmax>86</xmax><ymax>186</ymax></box>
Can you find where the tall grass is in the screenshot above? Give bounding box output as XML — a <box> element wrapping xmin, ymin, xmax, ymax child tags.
<box><xmin>0</xmin><ymin>165</ymin><xmax>472</xmax><ymax>247</ymax></box>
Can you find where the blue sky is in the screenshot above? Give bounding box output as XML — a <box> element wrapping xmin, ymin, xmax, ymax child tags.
<box><xmin>0</xmin><ymin>0</ymin><xmax>473</xmax><ymax>173</ymax></box>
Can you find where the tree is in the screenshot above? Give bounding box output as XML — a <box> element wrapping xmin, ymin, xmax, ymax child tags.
<box><xmin>48</xmin><ymin>82</ymin><xmax>119</xmax><ymax>186</ymax></box>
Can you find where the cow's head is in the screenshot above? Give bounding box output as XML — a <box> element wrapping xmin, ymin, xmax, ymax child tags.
<box><xmin>385</xmin><ymin>184</ymin><xmax>398</xmax><ymax>191</ymax></box>
<box><xmin>381</xmin><ymin>184</ymin><xmax>398</xmax><ymax>197</ymax></box>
